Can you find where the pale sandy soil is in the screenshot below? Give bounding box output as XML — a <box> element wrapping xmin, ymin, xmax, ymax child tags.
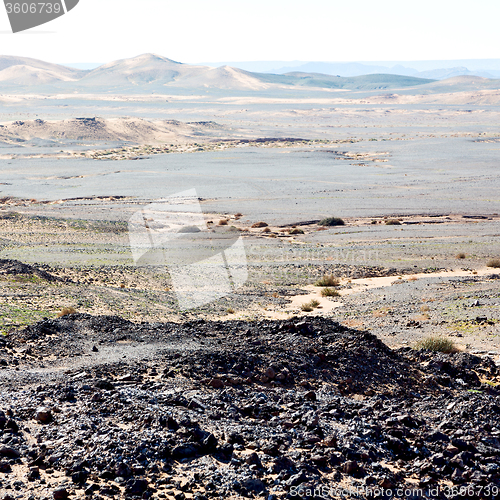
<box><xmin>255</xmin><ymin>268</ymin><xmax>496</xmax><ymax>319</ymax></box>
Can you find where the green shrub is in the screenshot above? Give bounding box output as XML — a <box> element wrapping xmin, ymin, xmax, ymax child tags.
<box><xmin>319</xmin><ymin>217</ymin><xmax>345</xmax><ymax>227</ymax></box>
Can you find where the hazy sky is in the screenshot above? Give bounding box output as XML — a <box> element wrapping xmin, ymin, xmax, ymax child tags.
<box><xmin>1</xmin><ymin>0</ymin><xmax>499</xmax><ymax>64</ymax></box>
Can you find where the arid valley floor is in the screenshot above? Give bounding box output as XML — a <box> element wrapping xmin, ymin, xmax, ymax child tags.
<box><xmin>0</xmin><ymin>56</ymin><xmax>500</xmax><ymax>499</ymax></box>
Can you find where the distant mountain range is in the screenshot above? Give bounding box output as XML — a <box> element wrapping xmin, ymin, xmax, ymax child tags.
<box><xmin>0</xmin><ymin>53</ymin><xmax>435</xmax><ymax>92</ymax></box>
<box><xmin>1</xmin><ymin>54</ymin><xmax>500</xmax><ymax>94</ymax></box>
<box><xmin>200</xmin><ymin>59</ymin><xmax>500</xmax><ymax>80</ymax></box>
<box><xmin>268</xmin><ymin>63</ymin><xmax>500</xmax><ymax>80</ymax></box>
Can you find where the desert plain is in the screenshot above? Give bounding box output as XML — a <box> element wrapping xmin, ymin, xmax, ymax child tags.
<box><xmin>0</xmin><ymin>54</ymin><xmax>499</xmax><ymax>499</ymax></box>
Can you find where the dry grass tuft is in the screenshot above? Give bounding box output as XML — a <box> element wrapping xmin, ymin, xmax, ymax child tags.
<box><xmin>251</xmin><ymin>221</ymin><xmax>268</xmax><ymax>228</ymax></box>
<box><xmin>301</xmin><ymin>299</ymin><xmax>320</xmax><ymax>312</ymax></box>
<box><xmin>321</xmin><ymin>287</ymin><xmax>340</xmax><ymax>297</ymax></box>
<box><xmin>455</xmin><ymin>252</ymin><xmax>467</xmax><ymax>259</ymax></box>
<box><xmin>385</xmin><ymin>219</ymin><xmax>401</xmax><ymax>225</ymax></box>
<box><xmin>372</xmin><ymin>307</ymin><xmax>391</xmax><ymax>318</ymax></box>
<box><xmin>57</xmin><ymin>307</ymin><xmax>77</xmax><ymax>318</ymax></box>
<box><xmin>412</xmin><ymin>313</ymin><xmax>430</xmax><ymax>322</ymax></box>
<box><xmin>421</xmin><ymin>296</ymin><xmax>436</xmax><ymax>303</ymax></box>
<box><xmin>218</xmin><ymin>219</ymin><xmax>228</xmax><ymax>226</ymax></box>
<box><xmin>487</xmin><ymin>258</ymin><xmax>500</xmax><ymax>268</ymax></box>
<box><xmin>289</xmin><ymin>228</ymin><xmax>304</xmax><ymax>235</ymax></box>
<box><xmin>315</xmin><ymin>275</ymin><xmax>340</xmax><ymax>287</ymax></box>
<box><xmin>343</xmin><ymin>319</ymin><xmax>364</xmax><ymax>329</ymax></box>
<box><xmin>415</xmin><ymin>336</ymin><xmax>458</xmax><ymax>353</ymax></box>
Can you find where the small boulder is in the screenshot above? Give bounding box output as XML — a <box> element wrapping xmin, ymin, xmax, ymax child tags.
<box><xmin>53</xmin><ymin>488</ymin><xmax>69</xmax><ymax>500</ymax></box>
<box><xmin>125</xmin><ymin>479</ymin><xmax>148</xmax><ymax>495</ymax></box>
<box><xmin>0</xmin><ymin>446</ymin><xmax>20</xmax><ymax>459</ymax></box>
<box><xmin>343</xmin><ymin>460</ymin><xmax>358</xmax><ymax>474</ymax></box>
<box><xmin>245</xmin><ymin>452</ymin><xmax>262</xmax><ymax>467</ymax></box>
<box><xmin>209</xmin><ymin>378</ymin><xmax>224</xmax><ymax>389</ymax></box>
<box><xmin>35</xmin><ymin>408</ymin><xmax>52</xmax><ymax>424</ymax></box>
<box><xmin>172</xmin><ymin>443</ymin><xmax>200</xmax><ymax>460</ymax></box>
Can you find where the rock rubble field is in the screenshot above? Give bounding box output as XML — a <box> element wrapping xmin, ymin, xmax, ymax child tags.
<box><xmin>1</xmin><ymin>314</ymin><xmax>500</xmax><ymax>499</ymax></box>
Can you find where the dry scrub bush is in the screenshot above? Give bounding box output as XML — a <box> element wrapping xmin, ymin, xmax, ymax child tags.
<box><xmin>57</xmin><ymin>307</ymin><xmax>77</xmax><ymax>317</ymax></box>
<box><xmin>319</xmin><ymin>217</ymin><xmax>345</xmax><ymax>227</ymax></box>
<box><xmin>343</xmin><ymin>319</ymin><xmax>364</xmax><ymax>329</ymax></box>
<box><xmin>315</xmin><ymin>275</ymin><xmax>340</xmax><ymax>287</ymax></box>
<box><xmin>412</xmin><ymin>313</ymin><xmax>430</xmax><ymax>322</ymax></box>
<box><xmin>372</xmin><ymin>307</ymin><xmax>391</xmax><ymax>318</ymax></box>
<box><xmin>415</xmin><ymin>336</ymin><xmax>458</xmax><ymax>354</ymax></box>
<box><xmin>301</xmin><ymin>299</ymin><xmax>320</xmax><ymax>312</ymax></box>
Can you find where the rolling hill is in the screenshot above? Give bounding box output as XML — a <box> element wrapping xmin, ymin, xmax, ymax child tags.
<box><xmin>0</xmin><ymin>53</ymin><xmax>439</xmax><ymax>92</ymax></box>
<box><xmin>78</xmin><ymin>54</ymin><xmax>204</xmax><ymax>86</ymax></box>
<box><xmin>253</xmin><ymin>71</ymin><xmax>435</xmax><ymax>90</ymax></box>
<box><xmin>0</xmin><ymin>117</ymin><xmax>227</xmax><ymax>144</ymax></box>
<box><xmin>0</xmin><ymin>55</ymin><xmax>86</xmax><ymax>84</ymax></box>
<box><xmin>2</xmin><ymin>53</ymin><xmax>500</xmax><ymax>97</ymax></box>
